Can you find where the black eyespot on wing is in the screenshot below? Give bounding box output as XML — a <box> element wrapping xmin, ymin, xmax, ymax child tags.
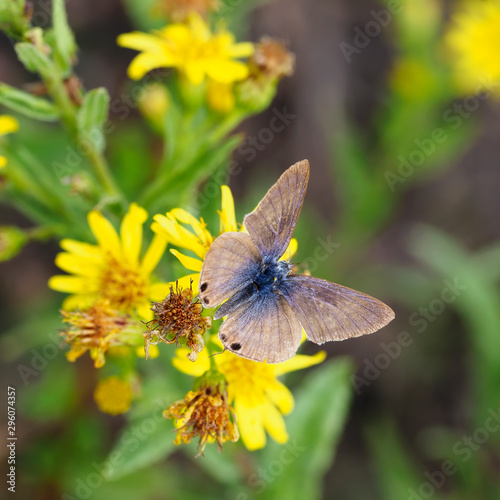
<box><xmin>203</xmin><ymin>297</ymin><xmax>210</xmax><ymax>305</ymax></box>
<box><xmin>220</xmin><ymin>333</ymin><xmax>227</xmax><ymax>341</ymax></box>
<box><xmin>230</xmin><ymin>342</ymin><xmax>241</xmax><ymax>351</ymax></box>
<box><xmin>200</xmin><ymin>283</ymin><xmax>208</xmax><ymax>292</ymax></box>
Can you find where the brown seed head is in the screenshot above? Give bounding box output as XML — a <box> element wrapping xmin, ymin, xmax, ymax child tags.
<box><xmin>144</xmin><ymin>282</ymin><xmax>211</xmax><ymax>360</ymax></box>
<box><xmin>153</xmin><ymin>0</ymin><xmax>219</xmax><ymax>21</ymax></box>
<box><xmin>163</xmin><ymin>375</ymin><xmax>238</xmax><ymax>456</ymax></box>
<box><xmin>250</xmin><ymin>36</ymin><xmax>295</xmax><ymax>80</ymax></box>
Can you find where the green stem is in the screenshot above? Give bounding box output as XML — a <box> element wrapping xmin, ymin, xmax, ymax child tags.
<box><xmin>43</xmin><ymin>64</ymin><xmax>123</xmax><ymax>200</ymax></box>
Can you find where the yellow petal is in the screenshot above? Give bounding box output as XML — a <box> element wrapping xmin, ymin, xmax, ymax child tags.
<box><xmin>187</xmin><ymin>12</ymin><xmax>211</xmax><ymax>40</ymax></box>
<box><xmin>274</xmin><ymin>351</ymin><xmax>327</xmax><ymax>377</ymax></box>
<box><xmin>117</xmin><ymin>32</ymin><xmax>165</xmax><ymax>52</ymax></box>
<box><xmin>0</xmin><ymin>156</ymin><xmax>7</xmax><ymax>169</ymax></box>
<box><xmin>62</xmin><ymin>293</ymin><xmax>99</xmax><ymax>311</ymax></box>
<box><xmin>206</xmin><ymin>60</ymin><xmax>249</xmax><ymax>83</ymax></box>
<box><xmin>261</xmin><ymin>399</ymin><xmax>289</xmax><ymax>444</ymax></box>
<box><xmin>0</xmin><ymin>115</ymin><xmax>19</xmax><ymax>135</ymax></box>
<box><xmin>282</xmin><ymin>238</ymin><xmax>298</xmax><ymax>261</ymax></box>
<box><xmin>153</xmin><ymin>214</ymin><xmax>205</xmax><ymax>256</ymax></box>
<box><xmin>170</xmin><ymin>209</ymin><xmax>210</xmax><ymax>244</ymax></box>
<box><xmin>48</xmin><ymin>275</ymin><xmax>89</xmax><ymax>294</ymax></box>
<box><xmin>235</xmin><ymin>401</ymin><xmax>266</xmax><ymax>451</ymax></box>
<box><xmin>120</xmin><ymin>203</ymin><xmax>147</xmax><ymax>267</ymax></box>
<box><xmin>140</xmin><ymin>233</ymin><xmax>168</xmax><ymax>275</ymax></box>
<box><xmin>148</xmin><ymin>282</ymin><xmax>172</xmax><ymax>300</ymax></box>
<box><xmin>137</xmin><ymin>301</ymin><xmax>153</xmax><ymax>320</ymax></box>
<box><xmin>207</xmin><ymin>80</ymin><xmax>235</xmax><ymax>114</ymax></box>
<box><xmin>169</xmin><ymin>273</ymin><xmax>201</xmax><ymax>293</ymax></box>
<box><xmin>54</xmin><ymin>253</ymin><xmax>100</xmax><ymax>277</ymax></box>
<box><xmin>265</xmin><ymin>380</ymin><xmax>294</xmax><ymax>415</ymax></box>
<box><xmin>60</xmin><ymin>239</ymin><xmax>102</xmax><ymax>260</ymax></box>
<box><xmin>170</xmin><ymin>249</ymin><xmax>203</xmax><ymax>272</ymax></box>
<box><xmin>228</xmin><ymin>42</ymin><xmax>254</xmax><ymax>58</ymax></box>
<box><xmin>183</xmin><ymin>61</ymin><xmax>206</xmax><ymax>85</ymax></box>
<box><xmin>160</xmin><ymin>24</ymin><xmax>194</xmax><ymax>44</ymax></box>
<box><xmin>172</xmin><ymin>347</ymin><xmax>210</xmax><ymax>376</ymax></box>
<box><xmin>88</xmin><ymin>211</ymin><xmax>121</xmax><ymax>258</ymax></box>
<box><xmin>128</xmin><ymin>52</ymin><xmax>172</xmax><ymax>80</ymax></box>
<box><xmin>219</xmin><ymin>185</ymin><xmax>237</xmax><ymax>233</ymax></box>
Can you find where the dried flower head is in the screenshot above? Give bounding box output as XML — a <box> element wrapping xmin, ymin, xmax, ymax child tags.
<box><xmin>154</xmin><ymin>0</ymin><xmax>220</xmax><ymax>22</ymax></box>
<box><xmin>249</xmin><ymin>36</ymin><xmax>295</xmax><ymax>80</ymax></box>
<box><xmin>163</xmin><ymin>373</ymin><xmax>239</xmax><ymax>456</ymax></box>
<box><xmin>60</xmin><ymin>301</ymin><xmax>142</xmax><ymax>368</ymax></box>
<box><xmin>145</xmin><ymin>281</ymin><xmax>211</xmax><ymax>361</ymax></box>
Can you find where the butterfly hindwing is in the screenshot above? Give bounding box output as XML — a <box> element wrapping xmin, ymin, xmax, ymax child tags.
<box><xmin>199</xmin><ymin>232</ymin><xmax>261</xmax><ymax>309</ymax></box>
<box><xmin>244</xmin><ymin>160</ymin><xmax>309</xmax><ymax>261</ymax></box>
<box><xmin>218</xmin><ymin>290</ymin><xmax>303</xmax><ymax>363</ymax></box>
<box><xmin>280</xmin><ymin>275</ymin><xmax>395</xmax><ymax>344</ymax></box>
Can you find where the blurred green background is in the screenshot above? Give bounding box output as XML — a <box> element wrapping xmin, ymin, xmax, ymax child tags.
<box><xmin>1</xmin><ymin>0</ymin><xmax>500</xmax><ymax>499</ymax></box>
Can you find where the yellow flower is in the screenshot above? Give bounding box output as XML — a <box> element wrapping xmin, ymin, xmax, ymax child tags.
<box><xmin>117</xmin><ymin>13</ymin><xmax>254</xmax><ymax>84</ymax></box>
<box><xmin>173</xmin><ymin>341</ymin><xmax>326</xmax><ymax>450</ymax></box>
<box><xmin>152</xmin><ymin>185</ymin><xmax>297</xmax><ymax>292</ymax></box>
<box><xmin>206</xmin><ymin>80</ymin><xmax>235</xmax><ymax>113</ymax></box>
<box><xmin>445</xmin><ymin>0</ymin><xmax>500</xmax><ymax>94</ymax></box>
<box><xmin>94</xmin><ymin>376</ymin><xmax>133</xmax><ymax>415</ymax></box>
<box><xmin>0</xmin><ymin>115</ymin><xmax>19</xmax><ymax>168</ymax></box>
<box><xmin>49</xmin><ymin>203</ymin><xmax>169</xmax><ymax>319</ymax></box>
<box><xmin>138</xmin><ymin>83</ymin><xmax>170</xmax><ymax>131</ymax></box>
<box><xmin>60</xmin><ymin>301</ymin><xmax>143</xmax><ymax>368</ymax></box>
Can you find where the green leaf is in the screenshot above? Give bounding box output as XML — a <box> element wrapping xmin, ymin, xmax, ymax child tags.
<box><xmin>104</xmin><ymin>411</ymin><xmax>177</xmax><ymax>480</ymax></box>
<box><xmin>365</xmin><ymin>418</ymin><xmax>434</xmax><ymax>500</ymax></box>
<box><xmin>15</xmin><ymin>42</ymin><xmax>53</xmax><ymax>75</ymax></box>
<box><xmin>77</xmin><ymin>88</ymin><xmax>110</xmax><ymax>152</ymax></box>
<box><xmin>51</xmin><ymin>0</ymin><xmax>77</xmax><ymax>70</ymax></box>
<box><xmin>259</xmin><ymin>358</ymin><xmax>354</xmax><ymax>500</ymax></box>
<box><xmin>0</xmin><ymin>83</ymin><xmax>59</xmax><ymax>121</ymax></box>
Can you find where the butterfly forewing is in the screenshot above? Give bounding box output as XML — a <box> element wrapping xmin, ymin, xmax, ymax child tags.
<box><xmin>198</xmin><ymin>232</ymin><xmax>261</xmax><ymax>309</ymax></box>
<box><xmin>218</xmin><ymin>291</ymin><xmax>303</xmax><ymax>363</ymax></box>
<box><xmin>244</xmin><ymin>160</ymin><xmax>310</xmax><ymax>261</ymax></box>
<box><xmin>280</xmin><ymin>275</ymin><xmax>395</xmax><ymax>344</ymax></box>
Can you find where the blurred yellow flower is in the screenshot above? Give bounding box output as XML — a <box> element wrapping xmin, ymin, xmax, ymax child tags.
<box><xmin>173</xmin><ymin>341</ymin><xmax>326</xmax><ymax>450</ymax></box>
<box><xmin>0</xmin><ymin>115</ymin><xmax>19</xmax><ymax>168</ymax></box>
<box><xmin>206</xmin><ymin>80</ymin><xmax>235</xmax><ymax>113</ymax></box>
<box><xmin>117</xmin><ymin>13</ymin><xmax>254</xmax><ymax>84</ymax></box>
<box><xmin>152</xmin><ymin>185</ymin><xmax>297</xmax><ymax>292</ymax></box>
<box><xmin>445</xmin><ymin>0</ymin><xmax>500</xmax><ymax>94</ymax></box>
<box><xmin>138</xmin><ymin>83</ymin><xmax>170</xmax><ymax>130</ymax></box>
<box><xmin>49</xmin><ymin>203</ymin><xmax>169</xmax><ymax>318</ymax></box>
<box><xmin>94</xmin><ymin>376</ymin><xmax>133</xmax><ymax>415</ymax></box>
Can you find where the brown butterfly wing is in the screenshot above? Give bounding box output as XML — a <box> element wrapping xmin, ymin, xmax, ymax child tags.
<box><xmin>218</xmin><ymin>290</ymin><xmax>303</xmax><ymax>363</ymax></box>
<box><xmin>244</xmin><ymin>160</ymin><xmax>309</xmax><ymax>261</ymax></box>
<box><xmin>198</xmin><ymin>232</ymin><xmax>261</xmax><ymax>309</ymax></box>
<box><xmin>280</xmin><ymin>275</ymin><xmax>395</xmax><ymax>343</ymax></box>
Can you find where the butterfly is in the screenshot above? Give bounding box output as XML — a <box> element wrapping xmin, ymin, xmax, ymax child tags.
<box><xmin>199</xmin><ymin>160</ymin><xmax>395</xmax><ymax>363</ymax></box>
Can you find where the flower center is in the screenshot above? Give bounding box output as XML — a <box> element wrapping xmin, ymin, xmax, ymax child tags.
<box><xmin>219</xmin><ymin>355</ymin><xmax>275</xmax><ymax>406</ymax></box>
<box><xmin>99</xmin><ymin>254</ymin><xmax>148</xmax><ymax>313</ymax></box>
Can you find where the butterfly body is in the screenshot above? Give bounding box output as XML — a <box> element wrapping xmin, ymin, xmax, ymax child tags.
<box><xmin>254</xmin><ymin>258</ymin><xmax>291</xmax><ymax>291</ymax></box>
<box><xmin>200</xmin><ymin>160</ymin><xmax>395</xmax><ymax>363</ymax></box>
